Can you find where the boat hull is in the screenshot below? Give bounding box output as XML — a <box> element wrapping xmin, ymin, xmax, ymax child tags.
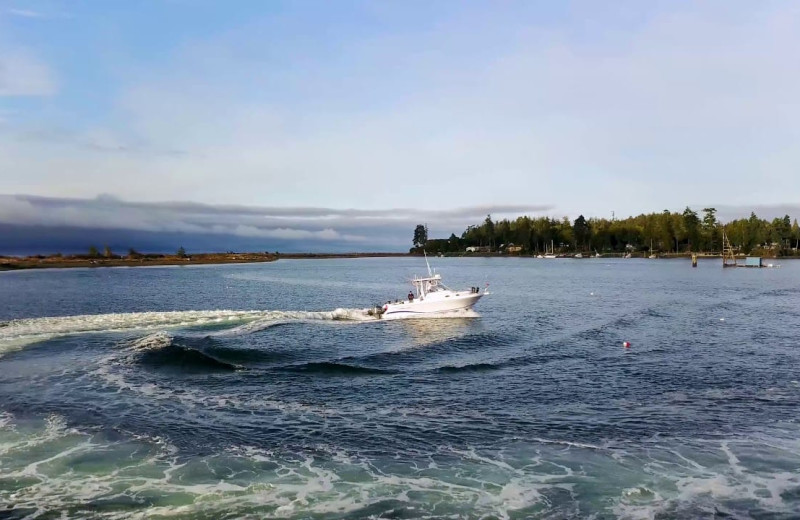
<box><xmin>381</xmin><ymin>292</ymin><xmax>483</xmax><ymax>320</ymax></box>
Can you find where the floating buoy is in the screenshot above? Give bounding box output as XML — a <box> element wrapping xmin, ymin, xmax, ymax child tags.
<box><xmin>623</xmin><ymin>341</ymin><xmax>631</xmax><ymax>348</ymax></box>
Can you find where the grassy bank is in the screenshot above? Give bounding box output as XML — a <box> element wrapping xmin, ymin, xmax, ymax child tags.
<box><xmin>0</xmin><ymin>252</ymin><xmax>414</xmax><ymax>271</ymax></box>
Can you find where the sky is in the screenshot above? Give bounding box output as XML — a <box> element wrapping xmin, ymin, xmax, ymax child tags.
<box><xmin>1</xmin><ymin>0</ymin><xmax>799</xmax><ymax>252</ymax></box>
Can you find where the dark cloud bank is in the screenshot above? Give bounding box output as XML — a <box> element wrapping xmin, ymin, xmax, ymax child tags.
<box><xmin>0</xmin><ymin>195</ymin><xmax>552</xmax><ymax>255</ymax></box>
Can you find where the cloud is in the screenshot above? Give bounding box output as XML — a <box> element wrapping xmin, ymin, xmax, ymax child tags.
<box><xmin>13</xmin><ymin>126</ymin><xmax>189</xmax><ymax>156</ymax></box>
<box><xmin>228</xmin><ymin>225</ymin><xmax>365</xmax><ymax>241</ymax></box>
<box><xmin>713</xmin><ymin>204</ymin><xmax>800</xmax><ymax>223</ymax></box>
<box><xmin>1</xmin><ymin>2</ymin><xmax>797</xmax><ymax>216</ymax></box>
<box><xmin>84</xmin><ymin>0</ymin><xmax>797</xmax><ymax>216</ymax></box>
<box><xmin>7</xmin><ymin>8</ymin><xmax>42</xmax><ymax>18</ymax></box>
<box><xmin>0</xmin><ymin>48</ymin><xmax>56</xmax><ymax>96</ymax></box>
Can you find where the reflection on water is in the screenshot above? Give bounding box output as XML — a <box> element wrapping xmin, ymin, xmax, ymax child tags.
<box><xmin>394</xmin><ymin>314</ymin><xmax>480</xmax><ymax>348</ymax></box>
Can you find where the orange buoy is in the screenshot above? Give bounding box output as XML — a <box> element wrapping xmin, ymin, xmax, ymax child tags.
<box><xmin>623</xmin><ymin>341</ymin><xmax>631</xmax><ymax>348</ymax></box>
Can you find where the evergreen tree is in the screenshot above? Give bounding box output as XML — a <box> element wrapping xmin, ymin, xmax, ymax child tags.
<box><xmin>482</xmin><ymin>215</ymin><xmax>495</xmax><ymax>248</ymax></box>
<box><xmin>682</xmin><ymin>207</ymin><xmax>700</xmax><ymax>252</ymax></box>
<box><xmin>781</xmin><ymin>215</ymin><xmax>792</xmax><ymax>248</ymax></box>
<box><xmin>447</xmin><ymin>233</ymin><xmax>460</xmax><ymax>252</ymax></box>
<box><xmin>702</xmin><ymin>208</ymin><xmax>718</xmax><ymax>251</ymax></box>
<box><xmin>573</xmin><ymin>215</ymin><xmax>590</xmax><ymax>251</ymax></box>
<box><xmin>412</xmin><ymin>225</ymin><xmax>428</xmax><ymax>248</ymax></box>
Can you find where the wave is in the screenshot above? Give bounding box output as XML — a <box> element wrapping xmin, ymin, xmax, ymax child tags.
<box><xmin>201</xmin><ymin>344</ymin><xmax>295</xmax><ymax>364</ymax></box>
<box><xmin>357</xmin><ymin>331</ymin><xmax>514</xmax><ymax>364</ymax></box>
<box><xmin>437</xmin><ymin>362</ymin><xmax>500</xmax><ymax>373</ymax></box>
<box><xmin>0</xmin><ymin>308</ymin><xmax>378</xmax><ymax>353</ymax></box>
<box><xmin>138</xmin><ymin>345</ymin><xmax>239</xmax><ymax>372</ymax></box>
<box><xmin>131</xmin><ymin>331</ymin><xmax>288</xmax><ymax>364</ymax></box>
<box><xmin>129</xmin><ymin>332</ymin><xmax>238</xmax><ymax>371</ymax></box>
<box><xmin>130</xmin><ymin>330</ymin><xmax>175</xmax><ymax>351</ymax></box>
<box><xmin>281</xmin><ymin>361</ymin><xmax>398</xmax><ymax>376</ymax></box>
<box><xmin>211</xmin><ymin>308</ymin><xmax>377</xmax><ymax>337</ymax></box>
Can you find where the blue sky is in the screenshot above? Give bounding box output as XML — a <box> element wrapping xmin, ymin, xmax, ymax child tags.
<box><xmin>1</xmin><ymin>0</ymin><xmax>799</xmax><ymax>250</ymax></box>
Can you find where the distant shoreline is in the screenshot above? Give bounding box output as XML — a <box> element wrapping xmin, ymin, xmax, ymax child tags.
<box><xmin>2</xmin><ymin>250</ymin><xmax>796</xmax><ymax>272</ymax></box>
<box><xmin>0</xmin><ymin>252</ymin><xmax>410</xmax><ymax>271</ymax></box>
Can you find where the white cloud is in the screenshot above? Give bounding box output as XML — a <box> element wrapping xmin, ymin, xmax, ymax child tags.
<box><xmin>0</xmin><ymin>48</ymin><xmax>56</xmax><ymax>96</ymax></box>
<box><xmin>7</xmin><ymin>8</ymin><xmax>42</xmax><ymax>18</ymax></box>
<box><xmin>230</xmin><ymin>225</ymin><xmax>364</xmax><ymax>241</ymax></box>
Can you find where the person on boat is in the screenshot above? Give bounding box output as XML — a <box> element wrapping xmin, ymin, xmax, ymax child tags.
<box><xmin>408</xmin><ymin>291</ymin><xmax>414</xmax><ymax>302</ymax></box>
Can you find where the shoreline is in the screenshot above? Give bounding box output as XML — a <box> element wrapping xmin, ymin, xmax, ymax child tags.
<box><xmin>2</xmin><ymin>251</ymin><xmax>796</xmax><ymax>271</ymax></box>
<box><xmin>0</xmin><ymin>252</ymin><xmax>411</xmax><ymax>271</ymax></box>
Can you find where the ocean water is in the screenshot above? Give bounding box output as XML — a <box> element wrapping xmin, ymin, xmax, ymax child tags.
<box><xmin>1</xmin><ymin>257</ymin><xmax>800</xmax><ymax>519</ymax></box>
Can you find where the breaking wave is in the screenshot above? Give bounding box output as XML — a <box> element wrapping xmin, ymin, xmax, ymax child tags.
<box><xmin>130</xmin><ymin>332</ymin><xmax>239</xmax><ymax>372</ymax></box>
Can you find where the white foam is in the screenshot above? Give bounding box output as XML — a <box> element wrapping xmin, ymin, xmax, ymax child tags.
<box><xmin>5</xmin><ymin>416</ymin><xmax>798</xmax><ymax>519</ymax></box>
<box><xmin>0</xmin><ymin>310</ymin><xmax>260</xmax><ymax>345</ymax></box>
<box><xmin>612</xmin><ymin>438</ymin><xmax>800</xmax><ymax>518</ymax></box>
<box><xmin>91</xmin><ymin>359</ymin><xmax>342</xmax><ymax>417</ymax></box>
<box><xmin>615</xmin><ymin>486</ymin><xmax>663</xmax><ymax>520</ymax></box>
<box><xmin>0</xmin><ymin>410</ymin><xmax>12</xmax><ymax>429</ymax></box>
<box><xmin>130</xmin><ymin>331</ymin><xmax>174</xmax><ymax>351</ymax></box>
<box><xmin>0</xmin><ymin>307</ymin><xmax>378</xmax><ymax>355</ymax></box>
<box><xmin>0</xmin><ymin>414</ymin><xmax>80</xmax><ymax>459</ymax></box>
<box><xmin>0</xmin><ymin>414</ymin><xmax>183</xmax><ymax>518</ymax></box>
<box><xmin>211</xmin><ymin>308</ymin><xmax>377</xmax><ymax>337</ymax></box>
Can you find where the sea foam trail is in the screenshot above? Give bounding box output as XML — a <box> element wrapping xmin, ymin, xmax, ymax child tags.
<box><xmin>0</xmin><ymin>308</ymin><xmax>377</xmax><ymax>353</ymax></box>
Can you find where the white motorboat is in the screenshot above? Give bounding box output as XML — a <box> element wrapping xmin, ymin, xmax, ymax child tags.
<box><xmin>377</xmin><ymin>255</ymin><xmax>487</xmax><ymax>320</ymax></box>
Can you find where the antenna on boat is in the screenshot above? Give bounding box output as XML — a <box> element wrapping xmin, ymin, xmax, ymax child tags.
<box><xmin>423</xmin><ymin>250</ymin><xmax>433</xmax><ymax>278</ymax></box>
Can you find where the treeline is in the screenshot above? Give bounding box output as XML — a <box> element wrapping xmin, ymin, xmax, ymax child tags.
<box><xmin>417</xmin><ymin>208</ymin><xmax>800</xmax><ymax>255</ymax></box>
<box><xmin>70</xmin><ymin>245</ymin><xmax>190</xmax><ymax>259</ymax></box>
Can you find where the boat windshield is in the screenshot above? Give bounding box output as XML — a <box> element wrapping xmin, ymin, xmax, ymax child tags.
<box><xmin>412</xmin><ymin>276</ymin><xmax>451</xmax><ymax>295</ymax></box>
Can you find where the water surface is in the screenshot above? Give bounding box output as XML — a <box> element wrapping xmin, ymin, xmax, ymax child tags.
<box><xmin>1</xmin><ymin>257</ymin><xmax>799</xmax><ymax>518</ymax></box>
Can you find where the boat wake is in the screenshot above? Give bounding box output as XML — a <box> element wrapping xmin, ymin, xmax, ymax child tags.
<box><xmin>0</xmin><ymin>308</ymin><xmax>379</xmax><ymax>355</ymax></box>
<box><xmin>129</xmin><ymin>332</ymin><xmax>239</xmax><ymax>372</ymax></box>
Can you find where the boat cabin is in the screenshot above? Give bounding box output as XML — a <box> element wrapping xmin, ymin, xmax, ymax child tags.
<box><xmin>411</xmin><ymin>273</ymin><xmax>446</xmax><ymax>299</ymax></box>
